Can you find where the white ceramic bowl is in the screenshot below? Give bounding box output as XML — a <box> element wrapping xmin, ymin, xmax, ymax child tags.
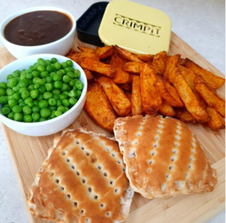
<box><xmin>0</xmin><ymin>54</ymin><xmax>87</xmax><ymax>136</ymax></box>
<box><xmin>0</xmin><ymin>7</ymin><xmax>76</xmax><ymax>59</ymax></box>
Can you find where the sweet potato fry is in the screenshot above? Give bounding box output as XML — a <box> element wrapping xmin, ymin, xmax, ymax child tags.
<box><xmin>140</xmin><ymin>63</ymin><xmax>162</xmax><ymax>114</ymax></box>
<box><xmin>67</xmin><ymin>48</ymin><xmax>78</xmax><ymax>57</ymax></box>
<box><xmin>135</xmin><ymin>54</ymin><xmax>154</xmax><ymax>62</ymax></box>
<box><xmin>176</xmin><ymin>108</ymin><xmax>196</xmax><ymax>123</ymax></box>
<box><xmin>110</xmin><ymin>54</ymin><xmax>130</xmax><ymax>84</ymax></box>
<box><xmin>206</xmin><ymin>106</ymin><xmax>225</xmax><ymax>130</ymax></box>
<box><xmin>77</xmin><ymin>46</ymin><xmax>95</xmax><ymax>52</ymax></box>
<box><xmin>69</xmin><ymin>51</ymin><xmax>99</xmax><ymax>64</ymax></box>
<box><xmin>164</xmin><ymin>54</ymin><xmax>180</xmax><ymax>80</ymax></box>
<box><xmin>152</xmin><ymin>51</ymin><xmax>167</xmax><ymax>75</ymax></box>
<box><xmin>154</xmin><ymin>76</ymin><xmax>184</xmax><ymax>108</ymax></box>
<box><xmin>194</xmin><ymin>75</ymin><xmax>225</xmax><ymax>117</ymax></box>
<box><xmin>80</xmin><ymin>58</ymin><xmax>115</xmax><ymax>77</ymax></box>
<box><xmin>83</xmin><ymin>69</ymin><xmax>94</xmax><ymax>81</ymax></box>
<box><xmin>122</xmin><ymin>62</ymin><xmax>142</xmax><ymax>73</ymax></box>
<box><xmin>170</xmin><ymin>68</ymin><xmax>210</xmax><ymax>123</ymax></box>
<box><xmin>98</xmin><ymin>77</ymin><xmax>131</xmax><ymax>116</ymax></box>
<box><xmin>118</xmin><ymin>83</ymin><xmax>131</xmax><ymax>91</ymax></box>
<box><xmin>131</xmin><ymin>75</ymin><xmax>142</xmax><ymax>115</ymax></box>
<box><xmin>96</xmin><ymin>46</ymin><xmax>114</xmax><ymax>59</ymax></box>
<box><xmin>84</xmin><ymin>81</ymin><xmax>117</xmax><ymax>132</ymax></box>
<box><xmin>178</xmin><ymin>65</ymin><xmax>196</xmax><ymax>90</ymax></box>
<box><xmin>158</xmin><ymin>100</ymin><xmax>176</xmax><ymax>117</ymax></box>
<box><xmin>184</xmin><ymin>58</ymin><xmax>225</xmax><ymax>89</ymax></box>
<box><xmin>178</xmin><ymin>65</ymin><xmax>206</xmax><ymax>108</ymax></box>
<box><xmin>115</xmin><ymin>45</ymin><xmax>142</xmax><ymax>62</ymax></box>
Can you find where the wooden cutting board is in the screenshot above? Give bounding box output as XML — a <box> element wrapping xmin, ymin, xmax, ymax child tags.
<box><xmin>0</xmin><ymin>32</ymin><xmax>225</xmax><ymax>223</ymax></box>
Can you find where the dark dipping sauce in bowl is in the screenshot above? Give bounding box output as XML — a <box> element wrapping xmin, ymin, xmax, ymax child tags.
<box><xmin>4</xmin><ymin>11</ymin><xmax>72</xmax><ymax>46</ymax></box>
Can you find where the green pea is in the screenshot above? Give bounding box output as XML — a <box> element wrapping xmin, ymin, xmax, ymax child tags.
<box><xmin>28</xmin><ymin>84</ymin><xmax>34</xmax><ymax>91</ymax></box>
<box><xmin>0</xmin><ymin>96</ymin><xmax>8</xmax><ymax>105</ymax></box>
<box><xmin>54</xmin><ymin>81</ymin><xmax>62</xmax><ymax>89</ymax></box>
<box><xmin>24</xmin><ymin>97</ymin><xmax>33</xmax><ymax>105</ymax></box>
<box><xmin>32</xmin><ymin>71</ymin><xmax>39</xmax><ymax>77</ymax></box>
<box><xmin>74</xmin><ymin>70</ymin><xmax>80</xmax><ymax>78</ymax></box>
<box><xmin>46</xmin><ymin>65</ymin><xmax>54</xmax><ymax>73</ymax></box>
<box><xmin>1</xmin><ymin>106</ymin><xmax>11</xmax><ymax>115</ymax></box>
<box><xmin>62</xmin><ymin>99</ymin><xmax>69</xmax><ymax>107</ymax></box>
<box><xmin>40</xmin><ymin>108</ymin><xmax>51</xmax><ymax>118</ymax></box>
<box><xmin>14</xmin><ymin>113</ymin><xmax>23</xmax><ymax>121</ymax></box>
<box><xmin>6</xmin><ymin>88</ymin><xmax>15</xmax><ymax>96</ymax></box>
<box><xmin>59</xmin><ymin>69</ymin><xmax>66</xmax><ymax>75</ymax></box>
<box><xmin>12</xmin><ymin>70</ymin><xmax>20</xmax><ymax>77</ymax></box>
<box><xmin>30</xmin><ymin>89</ymin><xmax>39</xmax><ymax>99</ymax></box>
<box><xmin>21</xmin><ymin>90</ymin><xmax>29</xmax><ymax>100</ymax></box>
<box><xmin>0</xmin><ymin>82</ymin><xmax>7</xmax><ymax>89</ymax></box>
<box><xmin>61</xmin><ymin>61</ymin><xmax>68</xmax><ymax>68</ymax></box>
<box><xmin>68</xmin><ymin>89</ymin><xmax>77</xmax><ymax>97</ymax></box>
<box><xmin>46</xmin><ymin>76</ymin><xmax>53</xmax><ymax>83</ymax></box>
<box><xmin>23</xmin><ymin>105</ymin><xmax>32</xmax><ymax>114</ymax></box>
<box><xmin>37</xmin><ymin>94</ymin><xmax>43</xmax><ymax>101</ymax></box>
<box><xmin>39</xmin><ymin>85</ymin><xmax>46</xmax><ymax>93</ymax></box>
<box><xmin>62</xmin><ymin>75</ymin><xmax>71</xmax><ymax>83</ymax></box>
<box><xmin>32</xmin><ymin>112</ymin><xmax>40</xmax><ymax>121</ymax></box>
<box><xmin>19</xmin><ymin>87</ymin><xmax>27</xmax><ymax>94</ymax></box>
<box><xmin>48</xmin><ymin>98</ymin><xmax>57</xmax><ymax>106</ymax></box>
<box><xmin>49</xmin><ymin>112</ymin><xmax>56</xmax><ymax>119</ymax></box>
<box><xmin>12</xmin><ymin>105</ymin><xmax>22</xmax><ymax>113</ymax></box>
<box><xmin>20</xmin><ymin>73</ymin><xmax>27</xmax><ymax>80</ymax></box>
<box><xmin>7</xmin><ymin>74</ymin><xmax>13</xmax><ymax>80</ymax></box>
<box><xmin>32</xmin><ymin>106</ymin><xmax>40</xmax><ymax>113</ymax></box>
<box><xmin>19</xmin><ymin>100</ymin><xmax>26</xmax><ymax>107</ymax></box>
<box><xmin>49</xmin><ymin>106</ymin><xmax>57</xmax><ymax>111</ymax></box>
<box><xmin>7</xmin><ymin>78</ymin><xmax>18</xmax><ymax>88</ymax></box>
<box><xmin>43</xmin><ymin>92</ymin><xmax>52</xmax><ymax>100</ymax></box>
<box><xmin>53</xmin><ymin>94</ymin><xmax>59</xmax><ymax>100</ymax></box>
<box><xmin>33</xmin><ymin>77</ymin><xmax>45</xmax><ymax>85</ymax></box>
<box><xmin>69</xmin><ymin>79</ymin><xmax>76</xmax><ymax>87</ymax></box>
<box><xmin>57</xmin><ymin>100</ymin><xmax>62</xmax><ymax>107</ymax></box>
<box><xmin>0</xmin><ymin>88</ymin><xmax>6</xmax><ymax>96</ymax></box>
<box><xmin>53</xmin><ymin>73</ymin><xmax>62</xmax><ymax>81</ymax></box>
<box><xmin>33</xmin><ymin>100</ymin><xmax>38</xmax><ymax>106</ymax></box>
<box><xmin>34</xmin><ymin>83</ymin><xmax>40</xmax><ymax>89</ymax></box>
<box><xmin>37</xmin><ymin>65</ymin><xmax>45</xmax><ymax>72</ymax></box>
<box><xmin>38</xmin><ymin>100</ymin><xmax>48</xmax><ymax>108</ymax></box>
<box><xmin>52</xmin><ymin>89</ymin><xmax>61</xmax><ymax>95</ymax></box>
<box><xmin>26</xmin><ymin>72</ymin><xmax>33</xmax><ymax>80</ymax></box>
<box><xmin>19</xmin><ymin>79</ymin><xmax>30</xmax><ymax>87</ymax></box>
<box><xmin>76</xmin><ymin>90</ymin><xmax>82</xmax><ymax>99</ymax></box>
<box><xmin>45</xmin><ymin>83</ymin><xmax>53</xmax><ymax>92</ymax></box>
<box><xmin>61</xmin><ymin>83</ymin><xmax>69</xmax><ymax>91</ymax></box>
<box><xmin>8</xmin><ymin>99</ymin><xmax>18</xmax><ymax>107</ymax></box>
<box><xmin>74</xmin><ymin>80</ymin><xmax>83</xmax><ymax>90</ymax></box>
<box><xmin>55</xmin><ymin>110</ymin><xmax>62</xmax><ymax>117</ymax></box>
<box><xmin>67</xmin><ymin>71</ymin><xmax>75</xmax><ymax>79</ymax></box>
<box><xmin>8</xmin><ymin>112</ymin><xmax>15</xmax><ymax>120</ymax></box>
<box><xmin>40</xmin><ymin>71</ymin><xmax>49</xmax><ymax>78</ymax></box>
<box><xmin>51</xmin><ymin>58</ymin><xmax>57</xmax><ymax>63</ymax></box>
<box><xmin>69</xmin><ymin>97</ymin><xmax>77</xmax><ymax>105</ymax></box>
<box><xmin>12</xmin><ymin>84</ymin><xmax>20</xmax><ymax>92</ymax></box>
<box><xmin>13</xmin><ymin>92</ymin><xmax>21</xmax><ymax>100</ymax></box>
<box><xmin>59</xmin><ymin>94</ymin><xmax>67</xmax><ymax>100</ymax></box>
<box><xmin>23</xmin><ymin>114</ymin><xmax>32</xmax><ymax>122</ymax></box>
<box><xmin>66</xmin><ymin>60</ymin><xmax>73</xmax><ymax>67</ymax></box>
<box><xmin>39</xmin><ymin>117</ymin><xmax>47</xmax><ymax>122</ymax></box>
<box><xmin>54</xmin><ymin>62</ymin><xmax>61</xmax><ymax>70</ymax></box>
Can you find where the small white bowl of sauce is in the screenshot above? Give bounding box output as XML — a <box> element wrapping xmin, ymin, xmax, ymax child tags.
<box><xmin>0</xmin><ymin>7</ymin><xmax>76</xmax><ymax>58</ymax></box>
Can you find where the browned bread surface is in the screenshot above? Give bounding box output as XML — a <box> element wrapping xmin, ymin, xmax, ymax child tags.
<box><xmin>113</xmin><ymin>115</ymin><xmax>217</xmax><ymax>199</ymax></box>
<box><xmin>27</xmin><ymin>128</ymin><xmax>134</xmax><ymax>223</ymax></box>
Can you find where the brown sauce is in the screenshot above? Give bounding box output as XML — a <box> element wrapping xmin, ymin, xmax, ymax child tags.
<box><xmin>4</xmin><ymin>11</ymin><xmax>72</xmax><ymax>46</ymax></box>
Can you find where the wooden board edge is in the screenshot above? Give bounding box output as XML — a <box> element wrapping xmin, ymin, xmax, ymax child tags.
<box><xmin>127</xmin><ymin>158</ymin><xmax>225</xmax><ymax>223</ymax></box>
<box><xmin>1</xmin><ymin>123</ymin><xmax>36</xmax><ymax>223</ymax></box>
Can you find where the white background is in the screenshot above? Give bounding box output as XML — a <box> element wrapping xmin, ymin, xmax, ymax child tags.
<box><xmin>0</xmin><ymin>0</ymin><xmax>225</xmax><ymax>222</ymax></box>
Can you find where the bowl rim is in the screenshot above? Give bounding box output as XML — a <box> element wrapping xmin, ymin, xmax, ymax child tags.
<box><xmin>0</xmin><ymin>53</ymin><xmax>87</xmax><ymax>127</ymax></box>
<box><xmin>0</xmin><ymin>6</ymin><xmax>76</xmax><ymax>48</ymax></box>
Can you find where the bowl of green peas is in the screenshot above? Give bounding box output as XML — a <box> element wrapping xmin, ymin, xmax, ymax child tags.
<box><xmin>0</xmin><ymin>54</ymin><xmax>87</xmax><ymax>136</ymax></box>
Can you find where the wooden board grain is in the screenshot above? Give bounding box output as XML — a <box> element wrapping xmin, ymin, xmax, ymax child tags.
<box><xmin>0</xmin><ymin>32</ymin><xmax>225</xmax><ymax>223</ymax></box>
